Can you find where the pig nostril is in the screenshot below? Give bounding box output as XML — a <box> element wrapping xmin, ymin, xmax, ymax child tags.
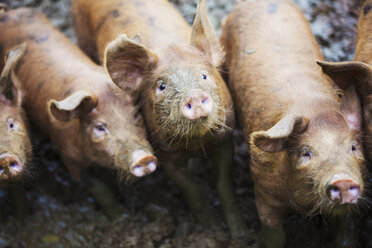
<box><xmin>10</xmin><ymin>162</ymin><xmax>16</xmax><ymax>168</ymax></box>
<box><xmin>201</xmin><ymin>98</ymin><xmax>208</xmax><ymax>104</ymax></box>
<box><xmin>187</xmin><ymin>103</ymin><xmax>192</xmax><ymax>109</ymax></box>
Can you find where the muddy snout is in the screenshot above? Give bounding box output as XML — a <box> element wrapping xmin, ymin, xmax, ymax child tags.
<box><xmin>181</xmin><ymin>89</ymin><xmax>213</xmax><ymax>120</ymax></box>
<box><xmin>326</xmin><ymin>174</ymin><xmax>360</xmax><ymax>204</ymax></box>
<box><xmin>0</xmin><ymin>153</ymin><xmax>23</xmax><ymax>178</ymax></box>
<box><xmin>130</xmin><ymin>150</ymin><xmax>157</xmax><ymax>177</ymax></box>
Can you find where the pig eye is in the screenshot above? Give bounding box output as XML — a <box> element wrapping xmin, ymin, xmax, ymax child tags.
<box><xmin>159</xmin><ymin>83</ymin><xmax>166</xmax><ymax>91</ymax></box>
<box><xmin>92</xmin><ymin>123</ymin><xmax>108</xmax><ymax>142</ymax></box>
<box><xmin>351</xmin><ymin>144</ymin><xmax>358</xmax><ymax>152</ymax></box>
<box><xmin>202</xmin><ymin>74</ymin><xmax>207</xmax><ymax>80</ymax></box>
<box><xmin>7</xmin><ymin>118</ymin><xmax>16</xmax><ymax>131</ymax></box>
<box><xmin>300</xmin><ymin>149</ymin><xmax>312</xmax><ymax>159</ymax></box>
<box><xmin>97</xmin><ymin>124</ymin><xmax>105</xmax><ymax>131</ymax></box>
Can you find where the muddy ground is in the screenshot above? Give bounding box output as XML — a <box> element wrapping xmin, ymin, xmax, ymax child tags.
<box><xmin>0</xmin><ymin>0</ymin><xmax>370</xmax><ymax>247</ymax></box>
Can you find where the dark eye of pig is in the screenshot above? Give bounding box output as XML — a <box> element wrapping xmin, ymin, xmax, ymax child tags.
<box><xmin>202</xmin><ymin>74</ymin><xmax>207</xmax><ymax>80</ymax></box>
<box><xmin>351</xmin><ymin>144</ymin><xmax>357</xmax><ymax>152</ymax></box>
<box><xmin>159</xmin><ymin>83</ymin><xmax>166</xmax><ymax>91</ymax></box>
<box><xmin>7</xmin><ymin>118</ymin><xmax>15</xmax><ymax>130</ymax></box>
<box><xmin>301</xmin><ymin>150</ymin><xmax>312</xmax><ymax>158</ymax></box>
<box><xmin>95</xmin><ymin>124</ymin><xmax>105</xmax><ymax>132</ymax></box>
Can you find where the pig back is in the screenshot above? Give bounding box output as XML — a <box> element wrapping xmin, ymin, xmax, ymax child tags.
<box><xmin>355</xmin><ymin>0</ymin><xmax>372</xmax><ymax>63</ymax></box>
<box><xmin>72</xmin><ymin>0</ymin><xmax>191</xmax><ymax>61</ymax></box>
<box><xmin>221</xmin><ymin>0</ymin><xmax>340</xmax><ymax>139</ymax></box>
<box><xmin>0</xmin><ymin>8</ymin><xmax>108</xmax><ymax>135</ymax></box>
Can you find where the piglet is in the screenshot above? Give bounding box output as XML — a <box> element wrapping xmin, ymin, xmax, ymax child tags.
<box><xmin>221</xmin><ymin>0</ymin><xmax>366</xmax><ymax>247</ymax></box>
<box><xmin>0</xmin><ymin>7</ymin><xmax>157</xmax><ymax>220</ymax></box>
<box><xmin>72</xmin><ymin>0</ymin><xmax>246</xmax><ymax>238</ymax></box>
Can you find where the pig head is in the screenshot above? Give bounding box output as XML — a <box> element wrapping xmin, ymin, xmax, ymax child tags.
<box><xmin>251</xmin><ymin>86</ymin><xmax>365</xmax><ymax>222</ymax></box>
<box><xmin>0</xmin><ymin>43</ymin><xmax>32</xmax><ymax>181</ymax></box>
<box><xmin>104</xmin><ymin>0</ymin><xmax>233</xmax><ymax>151</ymax></box>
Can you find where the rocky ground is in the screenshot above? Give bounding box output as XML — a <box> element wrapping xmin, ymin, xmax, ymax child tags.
<box><xmin>0</xmin><ymin>0</ymin><xmax>370</xmax><ymax>247</ymax></box>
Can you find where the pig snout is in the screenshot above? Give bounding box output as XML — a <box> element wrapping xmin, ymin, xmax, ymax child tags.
<box><xmin>130</xmin><ymin>150</ymin><xmax>157</xmax><ymax>177</ymax></box>
<box><xmin>0</xmin><ymin>153</ymin><xmax>23</xmax><ymax>177</ymax></box>
<box><xmin>326</xmin><ymin>175</ymin><xmax>360</xmax><ymax>204</ymax></box>
<box><xmin>181</xmin><ymin>89</ymin><xmax>213</xmax><ymax>120</ymax></box>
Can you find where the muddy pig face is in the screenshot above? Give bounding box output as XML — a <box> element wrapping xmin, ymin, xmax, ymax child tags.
<box><xmin>0</xmin><ymin>43</ymin><xmax>32</xmax><ymax>180</ymax></box>
<box><xmin>48</xmin><ymin>80</ymin><xmax>157</xmax><ymax>178</ymax></box>
<box><xmin>104</xmin><ymin>0</ymin><xmax>227</xmax><ymax>144</ymax></box>
<box><xmin>252</xmin><ymin>86</ymin><xmax>366</xmax><ymax>215</ymax></box>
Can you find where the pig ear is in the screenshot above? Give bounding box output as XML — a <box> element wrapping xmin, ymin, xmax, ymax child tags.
<box><xmin>0</xmin><ymin>43</ymin><xmax>26</xmax><ymax>107</ymax></box>
<box><xmin>251</xmin><ymin>114</ymin><xmax>308</xmax><ymax>153</ymax></box>
<box><xmin>104</xmin><ymin>34</ymin><xmax>159</xmax><ymax>95</ymax></box>
<box><xmin>48</xmin><ymin>90</ymin><xmax>98</xmax><ymax>122</ymax></box>
<box><xmin>191</xmin><ymin>0</ymin><xmax>224</xmax><ymax>67</ymax></box>
<box><xmin>340</xmin><ymin>85</ymin><xmax>362</xmax><ymax>130</ymax></box>
<box><xmin>317</xmin><ymin>60</ymin><xmax>372</xmax><ymax>90</ymax></box>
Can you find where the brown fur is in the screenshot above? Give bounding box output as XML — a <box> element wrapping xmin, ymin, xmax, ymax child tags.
<box><xmin>221</xmin><ymin>0</ymin><xmax>366</xmax><ymax>227</ymax></box>
<box><xmin>72</xmin><ymin>0</ymin><xmax>234</xmax><ymax>151</ymax></box>
<box><xmin>0</xmin><ymin>43</ymin><xmax>32</xmax><ymax>181</ymax></box>
<box><xmin>72</xmin><ymin>0</ymin><xmax>247</xmax><ymax>237</ymax></box>
<box><xmin>0</xmin><ymin>8</ymin><xmax>155</xmax><ymax>181</ymax></box>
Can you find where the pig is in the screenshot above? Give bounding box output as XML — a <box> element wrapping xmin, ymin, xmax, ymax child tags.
<box><xmin>0</xmin><ymin>43</ymin><xmax>32</xmax><ymax>219</ymax></box>
<box><xmin>316</xmin><ymin>0</ymin><xmax>372</xmax><ymax>163</ymax></box>
<box><xmin>72</xmin><ymin>0</ymin><xmax>247</xmax><ymax>238</ymax></box>
<box><xmin>0</xmin><ymin>43</ymin><xmax>31</xmax><ymax>182</ymax></box>
<box><xmin>221</xmin><ymin>0</ymin><xmax>367</xmax><ymax>247</ymax></box>
<box><xmin>0</xmin><ymin>7</ymin><xmax>157</xmax><ymax>220</ymax></box>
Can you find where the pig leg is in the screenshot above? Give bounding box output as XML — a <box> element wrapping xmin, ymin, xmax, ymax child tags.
<box><xmin>81</xmin><ymin>171</ymin><xmax>126</xmax><ymax>221</ymax></box>
<box><xmin>329</xmin><ymin>212</ymin><xmax>358</xmax><ymax>248</ymax></box>
<box><xmin>162</xmin><ymin>155</ymin><xmax>215</xmax><ymax>227</ymax></box>
<box><xmin>209</xmin><ymin>139</ymin><xmax>248</xmax><ymax>239</ymax></box>
<box><xmin>64</xmin><ymin>158</ymin><xmax>125</xmax><ymax>221</ymax></box>
<box><xmin>255</xmin><ymin>191</ymin><xmax>286</xmax><ymax>248</ymax></box>
<box><xmin>10</xmin><ymin>186</ymin><xmax>28</xmax><ymax>219</ymax></box>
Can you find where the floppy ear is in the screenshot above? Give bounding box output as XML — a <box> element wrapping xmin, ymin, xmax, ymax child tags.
<box><xmin>251</xmin><ymin>114</ymin><xmax>308</xmax><ymax>153</ymax></box>
<box><xmin>191</xmin><ymin>0</ymin><xmax>224</xmax><ymax>67</ymax></box>
<box><xmin>340</xmin><ymin>85</ymin><xmax>362</xmax><ymax>131</ymax></box>
<box><xmin>104</xmin><ymin>34</ymin><xmax>158</xmax><ymax>95</ymax></box>
<box><xmin>317</xmin><ymin>60</ymin><xmax>372</xmax><ymax>90</ymax></box>
<box><xmin>0</xmin><ymin>43</ymin><xmax>26</xmax><ymax>107</ymax></box>
<box><xmin>48</xmin><ymin>90</ymin><xmax>98</xmax><ymax>122</ymax></box>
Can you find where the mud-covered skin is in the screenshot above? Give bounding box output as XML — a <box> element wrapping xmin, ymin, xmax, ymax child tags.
<box><xmin>0</xmin><ymin>8</ymin><xmax>157</xmax><ymax>219</ymax></box>
<box><xmin>221</xmin><ymin>0</ymin><xmax>367</xmax><ymax>247</ymax></box>
<box><xmin>72</xmin><ymin>0</ymin><xmax>246</xmax><ymax>239</ymax></box>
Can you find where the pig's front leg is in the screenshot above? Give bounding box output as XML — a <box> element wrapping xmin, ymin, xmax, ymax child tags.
<box><xmin>162</xmin><ymin>153</ymin><xmax>215</xmax><ymax>227</ymax></box>
<box><xmin>329</xmin><ymin>212</ymin><xmax>358</xmax><ymax>248</ymax></box>
<box><xmin>10</xmin><ymin>185</ymin><xmax>28</xmax><ymax>219</ymax></box>
<box><xmin>255</xmin><ymin>190</ymin><xmax>286</xmax><ymax>248</ymax></box>
<box><xmin>209</xmin><ymin>139</ymin><xmax>248</xmax><ymax>239</ymax></box>
<box><xmin>64</xmin><ymin>158</ymin><xmax>126</xmax><ymax>221</ymax></box>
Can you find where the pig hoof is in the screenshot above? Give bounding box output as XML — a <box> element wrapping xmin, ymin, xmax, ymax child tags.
<box><xmin>130</xmin><ymin>150</ymin><xmax>157</xmax><ymax>177</ymax></box>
